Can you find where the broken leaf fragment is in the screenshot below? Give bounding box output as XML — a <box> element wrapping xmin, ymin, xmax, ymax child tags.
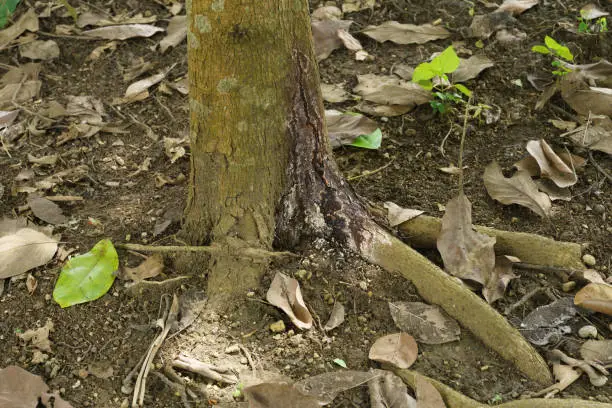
<box><xmin>0</xmin><ymin>365</ymin><xmax>74</xmax><ymax>408</ymax></box>
<box><xmin>323</xmin><ymin>302</ymin><xmax>345</xmax><ymax>331</ymax></box>
<box><xmin>368</xmin><ymin>370</ymin><xmax>416</xmax><ymax>408</ymax></box>
<box><xmin>326</xmin><ymin>109</ymin><xmax>379</xmax><ymax>148</ymax></box>
<box><xmin>383</xmin><ymin>202</ymin><xmax>424</xmax><ymax>227</ymax></box>
<box><xmin>369</xmin><ymin>333</ymin><xmax>418</xmax><ymax>369</ymax></box>
<box><xmin>266</xmin><ymin>272</ymin><xmax>313</xmax><ymax>329</ymax></box>
<box><xmin>82</xmin><ymin>24</ymin><xmax>164</xmax><ymax>40</ymax></box>
<box><xmin>484</xmin><ymin>161</ymin><xmax>551</xmax><ymax>217</ymax></box>
<box><xmin>53</xmin><ymin>239</ymin><xmax>119</xmax><ymax>308</ymax></box>
<box><xmin>483</xmin><ymin>255</ymin><xmax>519</xmax><ymax>304</ymax></box>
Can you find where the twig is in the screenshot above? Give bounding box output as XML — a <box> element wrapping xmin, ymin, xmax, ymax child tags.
<box><xmin>347</xmin><ymin>158</ymin><xmax>395</xmax><ymax>181</ymax></box>
<box><xmin>457</xmin><ymin>97</ymin><xmax>471</xmax><ymax>193</ymax></box>
<box><xmin>588</xmin><ymin>150</ymin><xmax>612</xmax><ymax>183</ymax></box>
<box><xmin>173</xmin><ymin>354</ymin><xmax>238</xmax><ymax>384</ymax></box>
<box><xmin>37</xmin><ymin>31</ymin><xmax>101</xmax><ymax>41</ymax></box>
<box><xmin>504</xmin><ymin>287</ymin><xmax>551</xmax><ymax>316</ymax></box>
<box><xmin>237</xmin><ymin>344</ymin><xmax>257</xmax><ymax>375</ymax></box>
<box><xmin>438</xmin><ymin>119</ymin><xmax>454</xmax><ymax>158</ymax></box>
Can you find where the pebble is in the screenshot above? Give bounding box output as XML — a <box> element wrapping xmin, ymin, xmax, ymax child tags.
<box><xmin>578</xmin><ymin>325</ymin><xmax>598</xmax><ymax>339</ymax></box>
<box><xmin>269</xmin><ymin>320</ymin><xmax>286</xmax><ymax>333</ymax></box>
<box><xmin>561</xmin><ymin>281</ymin><xmax>576</xmax><ymax>292</ymax></box>
<box><xmin>358</xmin><ymin>281</ymin><xmax>368</xmax><ymax>291</ymax></box>
<box><xmin>582</xmin><ymin>254</ymin><xmax>597</xmax><ymax>266</ymax></box>
<box><xmin>593</xmin><ymin>204</ymin><xmax>605</xmax><ymax>214</ymax></box>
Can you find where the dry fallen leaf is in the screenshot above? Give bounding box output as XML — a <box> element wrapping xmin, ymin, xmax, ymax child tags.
<box><xmin>342</xmin><ymin>0</ymin><xmax>375</xmax><ymax>13</ymax></box>
<box><xmin>28</xmin><ymin>195</ymin><xmax>67</xmax><ymax>225</ymax></box>
<box><xmin>0</xmin><ymin>218</ymin><xmax>58</xmax><ymax>279</ymax></box>
<box><xmin>266</xmin><ymin>272</ymin><xmax>313</xmax><ymax>330</ymax></box>
<box><xmin>468</xmin><ymin>12</ymin><xmax>517</xmax><ymax>39</ymax></box>
<box><xmin>82</xmin><ymin>24</ymin><xmax>165</xmax><ymax>40</ymax></box>
<box><xmin>323</xmin><ymin>302</ymin><xmax>345</xmax><ymax>331</ymax></box>
<box><xmin>88</xmin><ymin>41</ymin><xmax>118</xmax><ymax>61</ymax></box>
<box><xmin>483</xmin><ymin>255</ymin><xmax>519</xmax><ymax>304</ymax></box>
<box><xmin>244</xmin><ymin>383</ymin><xmax>320</xmax><ymax>408</ymax></box>
<box><xmin>295</xmin><ymin>370</ymin><xmax>380</xmax><ymax>404</ymax></box>
<box><xmin>415</xmin><ymin>375</ymin><xmax>447</xmax><ymax>408</ymax></box>
<box><xmin>560</xmin><ymin>73</ymin><xmax>612</xmax><ymax>117</ymax></box>
<box><xmin>0</xmin><ymin>8</ymin><xmax>39</xmax><ymax>50</ymax></box>
<box><xmin>159</xmin><ymin>15</ymin><xmax>186</xmax><ymax>53</ymax></box>
<box><xmin>389</xmin><ymin>301</ymin><xmax>460</xmax><ymax>344</ymax></box>
<box><xmin>0</xmin><ymin>365</ymin><xmax>74</xmax><ymax>408</ymax></box>
<box><xmin>452</xmin><ymin>55</ymin><xmax>494</xmax><ymax>83</ymax></box>
<box><xmin>368</xmin><ymin>370</ymin><xmax>416</xmax><ymax>408</ymax></box>
<box><xmin>368</xmin><ymin>333</ymin><xmax>418</xmax><ymax>369</ymax></box>
<box><xmin>437</xmin><ymin>193</ymin><xmax>496</xmax><ymax>285</ymax></box>
<box><xmin>484</xmin><ymin>161</ymin><xmax>551</xmax><ymax>217</ymax></box>
<box><xmin>383</xmin><ymin>202</ymin><xmax>424</xmax><ymax>227</ymax></box>
<box><xmin>535</xmin><ymin>179</ymin><xmax>571</xmax><ymax>201</ymax></box>
<box><xmin>118</xmin><ymin>253</ymin><xmax>164</xmax><ymax>283</ymax></box>
<box><xmin>321</xmin><ymin>83</ymin><xmax>350</xmax><ymax>103</ymax></box>
<box><xmin>562</xmin><ymin>115</ymin><xmax>612</xmax><ymax>155</ymax></box>
<box><xmin>326</xmin><ymin>109</ymin><xmax>379</xmax><ymax>148</ymax></box>
<box><xmin>495</xmin><ymin>0</ymin><xmax>539</xmax><ymax>15</ymax></box>
<box><xmin>311</xmin><ymin>18</ymin><xmax>352</xmax><ymax>61</ymax></box>
<box><xmin>362</xmin><ymin>21</ymin><xmax>450</xmax><ymax>45</ymax></box>
<box><xmin>525</xmin><ymin>139</ymin><xmax>579</xmax><ymax>188</ymax></box>
<box><xmin>580</xmin><ymin>4</ymin><xmax>610</xmax><ymax>20</ymax></box>
<box><xmin>574</xmin><ymin>283</ymin><xmax>612</xmax><ymax>316</ymax></box>
<box><xmin>26</xmin><ymin>273</ymin><xmax>37</xmax><ymax>294</ymax></box>
<box><xmin>520</xmin><ymin>297</ymin><xmax>577</xmax><ymax>346</ymax></box>
<box><xmin>353</xmin><ymin>74</ymin><xmax>432</xmax><ymax>107</ymax></box>
<box><xmin>580</xmin><ymin>340</ymin><xmax>612</xmax><ymax>363</ymax></box>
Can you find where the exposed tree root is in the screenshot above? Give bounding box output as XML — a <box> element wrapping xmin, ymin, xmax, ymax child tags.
<box><xmin>357</xmin><ymin>222</ymin><xmax>553</xmax><ymax>385</ymax></box>
<box><xmin>396</xmin><ymin>215</ymin><xmax>583</xmax><ymax>269</ymax></box>
<box><xmin>392</xmin><ymin>368</ymin><xmax>611</xmax><ymax>408</ymax></box>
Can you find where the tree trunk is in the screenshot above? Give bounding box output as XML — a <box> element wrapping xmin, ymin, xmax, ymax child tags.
<box><xmin>184</xmin><ymin>0</ymin><xmax>552</xmax><ymax>384</ymax></box>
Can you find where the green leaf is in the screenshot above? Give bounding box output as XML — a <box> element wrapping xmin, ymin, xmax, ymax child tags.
<box><xmin>435</xmin><ymin>46</ymin><xmax>460</xmax><ymax>74</ymax></box>
<box><xmin>350</xmin><ymin>128</ymin><xmax>382</xmax><ymax>150</ymax></box>
<box><xmin>412</xmin><ymin>62</ymin><xmax>437</xmax><ymax>83</ymax></box>
<box><xmin>333</xmin><ymin>359</ymin><xmax>347</xmax><ymax>368</ymax></box>
<box><xmin>0</xmin><ymin>0</ymin><xmax>20</xmax><ymax>29</ymax></box>
<box><xmin>53</xmin><ymin>239</ymin><xmax>119</xmax><ymax>308</ymax></box>
<box><xmin>544</xmin><ymin>35</ymin><xmax>561</xmax><ymax>50</ymax></box>
<box><xmin>544</xmin><ymin>36</ymin><xmax>573</xmax><ymax>61</ymax></box>
<box><xmin>455</xmin><ymin>83</ymin><xmax>472</xmax><ymax>97</ymax></box>
<box><xmin>531</xmin><ymin>45</ymin><xmax>550</xmax><ymax>55</ymax></box>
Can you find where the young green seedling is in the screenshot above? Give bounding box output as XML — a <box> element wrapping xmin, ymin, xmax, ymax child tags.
<box><xmin>412</xmin><ymin>46</ymin><xmax>472</xmax><ymax>114</ymax></box>
<box><xmin>531</xmin><ymin>36</ymin><xmax>574</xmax><ymax>76</ymax></box>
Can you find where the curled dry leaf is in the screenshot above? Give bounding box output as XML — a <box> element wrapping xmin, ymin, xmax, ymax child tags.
<box><xmin>311</xmin><ymin>18</ymin><xmax>352</xmax><ymax>61</ymax></box>
<box><xmin>580</xmin><ymin>340</ymin><xmax>612</xmax><ymax>363</ymax></box>
<box><xmin>368</xmin><ymin>333</ymin><xmax>418</xmax><ymax>369</ymax></box>
<box><xmin>525</xmin><ymin>139</ymin><xmax>579</xmax><ymax>188</ymax></box>
<box><xmin>0</xmin><ymin>218</ymin><xmax>58</xmax><ymax>279</ymax></box>
<box><xmin>82</xmin><ymin>24</ymin><xmax>165</xmax><ymax>40</ymax></box>
<box><xmin>0</xmin><ymin>365</ymin><xmax>74</xmax><ymax>408</ymax></box>
<box><xmin>452</xmin><ymin>55</ymin><xmax>494</xmax><ymax>83</ymax></box>
<box><xmin>325</xmin><ymin>109</ymin><xmax>378</xmax><ymax>148</ymax></box>
<box><xmin>266</xmin><ymin>272</ymin><xmax>313</xmax><ymax>329</ymax></box>
<box><xmin>383</xmin><ymin>202</ymin><xmax>424</xmax><ymax>227</ymax></box>
<box><xmin>437</xmin><ymin>193</ymin><xmax>496</xmax><ymax>285</ymax></box>
<box><xmin>574</xmin><ymin>283</ymin><xmax>612</xmax><ymax>316</ymax></box>
<box><xmin>368</xmin><ymin>370</ymin><xmax>416</xmax><ymax>408</ymax></box>
<box><xmin>483</xmin><ymin>255</ymin><xmax>519</xmax><ymax>304</ymax></box>
<box><xmin>415</xmin><ymin>375</ymin><xmax>447</xmax><ymax>408</ymax></box>
<box><xmin>495</xmin><ymin>0</ymin><xmax>539</xmax><ymax>15</ymax></box>
<box><xmin>159</xmin><ymin>15</ymin><xmax>186</xmax><ymax>53</ymax></box>
<box><xmin>389</xmin><ymin>301</ymin><xmax>460</xmax><ymax>344</ymax></box>
<box><xmin>484</xmin><ymin>161</ymin><xmax>551</xmax><ymax>217</ymax></box>
<box><xmin>323</xmin><ymin>302</ymin><xmax>345</xmax><ymax>331</ymax></box>
<box><xmin>362</xmin><ymin>21</ymin><xmax>450</xmax><ymax>45</ymax></box>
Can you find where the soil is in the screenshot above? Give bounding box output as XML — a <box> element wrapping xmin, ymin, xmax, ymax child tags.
<box><xmin>0</xmin><ymin>0</ymin><xmax>611</xmax><ymax>407</ymax></box>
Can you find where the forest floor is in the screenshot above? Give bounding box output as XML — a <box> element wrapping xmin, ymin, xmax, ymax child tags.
<box><xmin>0</xmin><ymin>0</ymin><xmax>611</xmax><ymax>407</ymax></box>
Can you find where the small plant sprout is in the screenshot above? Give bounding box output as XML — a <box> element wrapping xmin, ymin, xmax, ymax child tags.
<box><xmin>531</xmin><ymin>36</ymin><xmax>574</xmax><ymax>76</ymax></box>
<box><xmin>578</xmin><ymin>7</ymin><xmax>608</xmax><ymax>34</ymax></box>
<box><xmin>412</xmin><ymin>46</ymin><xmax>472</xmax><ymax>114</ymax></box>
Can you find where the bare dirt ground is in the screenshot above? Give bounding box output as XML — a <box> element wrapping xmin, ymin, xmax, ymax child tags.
<box><xmin>0</xmin><ymin>0</ymin><xmax>611</xmax><ymax>407</ymax></box>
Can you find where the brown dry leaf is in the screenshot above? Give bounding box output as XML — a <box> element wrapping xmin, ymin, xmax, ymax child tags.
<box><xmin>342</xmin><ymin>0</ymin><xmax>376</xmax><ymax>13</ymax></box>
<box><xmin>548</xmin><ymin>363</ymin><xmax>582</xmax><ymax>394</ymax></box>
<box><xmin>468</xmin><ymin>12</ymin><xmax>517</xmax><ymax>39</ymax></box>
<box><xmin>574</xmin><ymin>283</ymin><xmax>612</xmax><ymax>315</ymax></box>
<box><xmin>580</xmin><ymin>4</ymin><xmax>610</xmax><ymax>20</ymax></box>
<box><xmin>28</xmin><ymin>195</ymin><xmax>67</xmax><ymax>225</ymax></box>
<box><xmin>19</xmin><ymin>40</ymin><xmax>60</xmax><ymax>60</ymax></box>
<box><xmin>568</xmin><ymin>59</ymin><xmax>612</xmax><ymax>88</ymax></box>
<box><xmin>321</xmin><ymin>83</ymin><xmax>350</xmax><ymax>103</ymax></box>
<box><xmin>35</xmin><ymin>165</ymin><xmax>89</xmax><ymax>190</ymax></box>
<box><xmin>353</xmin><ymin>74</ymin><xmax>432</xmax><ymax>106</ymax></box>
<box><xmin>354</xmin><ymin>102</ymin><xmax>415</xmax><ymax>117</ymax></box>
<box><xmin>0</xmin><ymin>8</ymin><xmax>39</xmax><ymax>50</ymax></box>
<box><xmin>163</xmin><ymin>136</ymin><xmax>188</xmax><ymax>163</ymax></box>
<box><xmin>244</xmin><ymin>383</ymin><xmax>320</xmax><ymax>408</ymax></box>
<box><xmin>65</xmin><ymin>95</ymin><xmax>106</xmax><ymax>125</ymax></box>
<box><xmin>535</xmin><ymin>179</ymin><xmax>571</xmax><ymax>201</ymax></box>
<box><xmin>437</xmin><ymin>193</ymin><xmax>496</xmax><ymax>285</ymax></box>
<box><xmin>266</xmin><ymin>272</ymin><xmax>313</xmax><ymax>330</ymax></box>
<box><xmin>18</xmin><ymin>319</ymin><xmax>54</xmax><ymax>352</ymax></box>
<box><xmin>326</xmin><ymin>109</ymin><xmax>378</xmax><ymax>148</ymax></box>
<box><xmin>159</xmin><ymin>15</ymin><xmax>186</xmax><ymax>53</ymax></box>
<box><xmin>323</xmin><ymin>302</ymin><xmax>345</xmax><ymax>331</ymax></box>
<box><xmin>562</xmin><ymin>115</ymin><xmax>612</xmax><ymax>155</ymax></box>
<box><xmin>0</xmin><ymin>365</ymin><xmax>74</xmax><ymax>408</ymax></box>
<box><xmin>415</xmin><ymin>375</ymin><xmax>447</xmax><ymax>408</ymax></box>
<box><xmin>295</xmin><ymin>370</ymin><xmax>379</xmax><ymax>404</ymax></box>
<box><xmin>119</xmin><ymin>253</ymin><xmax>164</xmax><ymax>283</ymax></box>
<box><xmin>82</xmin><ymin>24</ymin><xmax>164</xmax><ymax>40</ymax></box>
<box><xmin>452</xmin><ymin>55</ymin><xmax>494</xmax><ymax>83</ymax></box>
<box><xmin>26</xmin><ymin>273</ymin><xmax>37</xmax><ymax>294</ymax></box>
<box><xmin>560</xmin><ymin>73</ymin><xmax>612</xmax><ymax>116</ymax></box>
<box><xmin>368</xmin><ymin>370</ymin><xmax>417</xmax><ymax>408</ymax></box>
<box><xmin>389</xmin><ymin>301</ymin><xmax>460</xmax><ymax>344</ymax></box>
<box><xmin>383</xmin><ymin>202</ymin><xmax>424</xmax><ymax>227</ymax></box>
<box><xmin>362</xmin><ymin>21</ymin><xmax>450</xmax><ymax>45</ymax></box>
<box><xmin>87</xmin><ymin>41</ymin><xmax>118</xmax><ymax>60</ymax></box>
<box><xmin>583</xmin><ymin>270</ymin><xmax>606</xmax><ymax>284</ymax></box>
<box><xmin>0</xmin><ymin>218</ymin><xmax>58</xmax><ymax>279</ymax></box>
<box><xmin>0</xmin><ymin>80</ymin><xmax>41</xmax><ymax>110</ymax></box>
<box><xmin>495</xmin><ymin>0</ymin><xmax>539</xmax><ymax>15</ymax></box>
<box><xmin>368</xmin><ymin>333</ymin><xmax>418</xmax><ymax>369</ymax></box>
<box><xmin>483</xmin><ymin>255</ymin><xmax>519</xmax><ymax>304</ymax></box>
<box><xmin>525</xmin><ymin>139</ymin><xmax>578</xmax><ymax>188</ymax></box>
<box><xmin>580</xmin><ymin>340</ymin><xmax>612</xmax><ymax>363</ymax></box>
<box><xmin>311</xmin><ymin>18</ymin><xmax>352</xmax><ymax>61</ymax></box>
<box><xmin>0</xmin><ymin>110</ymin><xmax>19</xmax><ymax>127</ymax></box>
<box><xmin>115</xmin><ymin>64</ymin><xmax>176</xmax><ymax>104</ymax></box>
<box><xmin>483</xmin><ymin>161</ymin><xmax>552</xmax><ymax>217</ymax></box>
<box><xmin>438</xmin><ymin>164</ymin><xmax>464</xmax><ymax>175</ymax></box>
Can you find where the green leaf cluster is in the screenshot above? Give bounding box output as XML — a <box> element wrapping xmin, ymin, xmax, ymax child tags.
<box><xmin>53</xmin><ymin>239</ymin><xmax>119</xmax><ymax>308</ymax></box>
<box><xmin>412</xmin><ymin>46</ymin><xmax>460</xmax><ymax>90</ymax></box>
<box><xmin>531</xmin><ymin>36</ymin><xmax>574</xmax><ymax>61</ymax></box>
<box><xmin>0</xmin><ymin>0</ymin><xmax>20</xmax><ymax>29</ymax></box>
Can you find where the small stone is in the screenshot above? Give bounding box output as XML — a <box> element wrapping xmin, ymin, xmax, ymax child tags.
<box><xmin>269</xmin><ymin>320</ymin><xmax>286</xmax><ymax>333</ymax></box>
<box><xmin>578</xmin><ymin>325</ymin><xmax>597</xmax><ymax>339</ymax></box>
<box><xmin>593</xmin><ymin>204</ymin><xmax>605</xmax><ymax>214</ymax></box>
<box><xmin>358</xmin><ymin>281</ymin><xmax>368</xmax><ymax>291</ymax></box>
<box><xmin>582</xmin><ymin>254</ymin><xmax>597</xmax><ymax>266</ymax></box>
<box><xmin>246</xmin><ymin>291</ymin><xmax>255</xmax><ymax>297</ymax></box>
<box><xmin>225</xmin><ymin>345</ymin><xmax>240</xmax><ymax>354</ymax></box>
<box><xmin>425</xmin><ymin>151</ymin><xmax>432</xmax><ymax>159</ymax></box>
<box><xmin>561</xmin><ymin>281</ymin><xmax>576</xmax><ymax>292</ymax></box>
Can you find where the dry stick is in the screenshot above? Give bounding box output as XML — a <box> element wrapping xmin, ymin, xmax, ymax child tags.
<box><xmin>347</xmin><ymin>158</ymin><xmax>395</xmax><ymax>181</ymax></box>
<box><xmin>392</xmin><ymin>368</ymin><xmax>610</xmax><ymax>408</ymax></box>
<box><xmin>588</xmin><ymin>150</ymin><xmax>612</xmax><ymax>183</ymax></box>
